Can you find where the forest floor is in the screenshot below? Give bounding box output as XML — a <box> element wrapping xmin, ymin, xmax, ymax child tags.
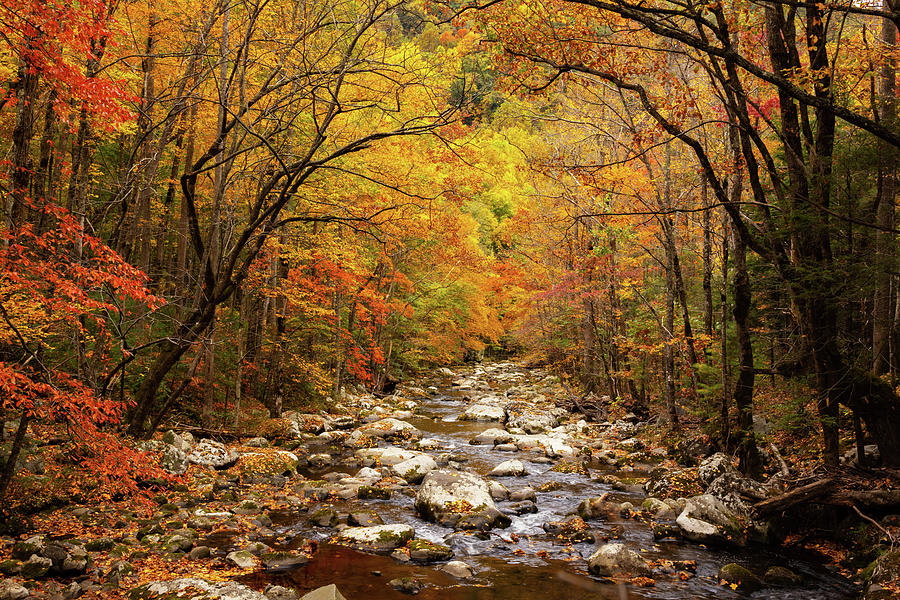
<box><xmin>1</xmin><ymin>361</ymin><xmax>898</xmax><ymax>600</ymax></box>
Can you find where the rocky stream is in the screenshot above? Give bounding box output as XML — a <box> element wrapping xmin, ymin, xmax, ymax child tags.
<box><xmin>1</xmin><ymin>362</ymin><xmax>871</xmax><ymax>600</ymax></box>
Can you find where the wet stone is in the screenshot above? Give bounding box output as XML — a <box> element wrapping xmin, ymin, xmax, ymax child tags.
<box><xmin>260</xmin><ymin>551</ymin><xmax>308</xmax><ymax>572</ymax></box>
<box><xmin>765</xmin><ymin>565</ymin><xmax>802</xmax><ymax>586</ymax></box>
<box><xmin>389</xmin><ymin>577</ymin><xmax>423</xmax><ymax>595</ymax></box>
<box><xmin>264</xmin><ymin>585</ymin><xmax>299</xmax><ymax>600</ymax></box>
<box><xmin>718</xmin><ymin>563</ymin><xmax>763</xmax><ymax>591</ymax></box>
<box><xmin>348</xmin><ymin>511</ymin><xmax>384</xmax><ymax>527</ymax></box>
<box><xmin>406</xmin><ymin>539</ymin><xmax>453</xmax><ymax>563</ymax></box>
<box><xmin>309</xmin><ymin>508</ymin><xmax>340</xmax><ymax>527</ymax></box>
<box><xmin>504</xmin><ymin>501</ymin><xmax>538</xmax><ymax>515</ymax></box>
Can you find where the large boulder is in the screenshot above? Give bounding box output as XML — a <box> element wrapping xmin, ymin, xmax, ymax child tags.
<box><xmin>130</xmin><ymin>579</ymin><xmax>265</xmax><ymax>600</ymax></box>
<box><xmin>356</xmin><ymin>446</ymin><xmax>418</xmax><ymax>466</ymax></box>
<box><xmin>336</xmin><ymin>524</ymin><xmax>414</xmax><ymax>553</ymax></box>
<box><xmin>697</xmin><ymin>453</ymin><xmax>738</xmax><ymax>486</ymax></box>
<box><xmin>506</xmin><ymin>411</ymin><xmax>559</xmax><ymax>434</ymax></box>
<box><xmin>459</xmin><ymin>404</ymin><xmax>507</xmax><ymax>423</ymax></box>
<box><xmin>705</xmin><ymin>470</ymin><xmax>772</xmax><ymax>516</ymax></box>
<box><xmin>470</xmin><ymin>428</ymin><xmax>513</xmax><ymax>445</ymax></box>
<box><xmin>358</xmin><ymin>418</ymin><xmax>421</xmax><ymax>441</ymax></box>
<box><xmin>392</xmin><ymin>454</ymin><xmax>438</xmax><ymax>484</ymax></box>
<box><xmin>160</xmin><ymin>445</ymin><xmax>189</xmax><ymax>475</ymax></box>
<box><xmin>283</xmin><ymin>412</ymin><xmax>327</xmax><ymax>435</ymax></box>
<box><xmin>0</xmin><ymin>580</ymin><xmax>29</xmax><ymax>600</ymax></box>
<box><xmin>162</xmin><ymin>430</ymin><xmax>193</xmax><ymax>453</ymax></box>
<box><xmin>587</xmin><ymin>543</ymin><xmax>652</xmax><ymax>577</ymax></box>
<box><xmin>644</xmin><ymin>467</ymin><xmax>702</xmax><ymax>499</ymax></box>
<box><xmin>239</xmin><ymin>451</ymin><xmax>299</xmax><ymax>478</ymax></box>
<box><xmin>675</xmin><ymin>495</ymin><xmax>745</xmax><ymax>546</ymax></box>
<box><xmin>188</xmin><ymin>440</ymin><xmax>239</xmax><ymax>470</ymax></box>
<box><xmin>510</xmin><ymin>434</ymin><xmax>576</xmax><ymax>458</ymax></box>
<box><xmin>415</xmin><ymin>469</ymin><xmax>510</xmax><ymax>529</ymax></box>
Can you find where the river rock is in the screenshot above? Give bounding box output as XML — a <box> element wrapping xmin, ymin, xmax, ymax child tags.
<box><xmin>260</xmin><ymin>552</ymin><xmax>308</xmax><ymax>572</ymax></box>
<box><xmin>587</xmin><ymin>543</ymin><xmax>652</xmax><ymax>577</ymax></box>
<box><xmin>416</xmin><ymin>438</ymin><xmax>444</xmax><ymax>451</ymax></box>
<box><xmin>357</xmin><ymin>446</ymin><xmax>418</xmax><ymax>466</ymax></box>
<box><xmin>509</xmin><ymin>487</ymin><xmax>536</xmax><ymax>502</ymax></box>
<box><xmin>675</xmin><ymin>495</ymin><xmax>745</xmax><ymax>546</ymax></box>
<box><xmin>506</xmin><ymin>411</ymin><xmax>558</xmax><ymax>434</ymax></box>
<box><xmin>641</xmin><ymin>498</ymin><xmax>675</xmax><ymax>519</ymax></box>
<box><xmin>644</xmin><ymin>467</ymin><xmax>701</xmax><ymax>499</ymax></box>
<box><xmin>358</xmin><ymin>418</ymin><xmax>420</xmax><ymax>440</ymax></box>
<box><xmin>11</xmin><ymin>537</ymin><xmax>44</xmax><ymax>560</ymax></box>
<box><xmin>470</xmin><ymin>428</ymin><xmax>512</xmax><ymax>445</ymax></box>
<box><xmin>21</xmin><ymin>555</ymin><xmax>52</xmax><ymax>579</ymax></box>
<box><xmin>389</xmin><ymin>578</ymin><xmax>423</xmax><ymax>595</ymax></box>
<box><xmin>577</xmin><ymin>497</ymin><xmax>616</xmax><ymax>520</ymax></box>
<box><xmin>670</xmin><ymin>437</ymin><xmax>714</xmax><ymax>466</ymax></box>
<box><xmin>407</xmin><ymin>539</ymin><xmax>453</xmax><ymax>563</ymax></box>
<box><xmin>415</xmin><ymin>469</ymin><xmax>510</xmax><ymax>529</ymax></box>
<box><xmin>706</xmin><ymin>464</ymin><xmax>771</xmax><ymax>498</ymax></box>
<box><xmin>283</xmin><ymin>413</ymin><xmax>326</xmax><ymax>435</ymax></box>
<box><xmin>353</xmin><ymin>466</ymin><xmax>382</xmax><ymax>484</ymax></box>
<box><xmin>298</xmin><ymin>585</ymin><xmax>346</xmax><ymax>600</ymax></box>
<box><xmin>505</xmin><ymin>501</ymin><xmax>537</xmax><ymax>515</ymax></box>
<box><xmin>489</xmin><ymin>459</ymin><xmax>526</xmax><ymax>477</ymax></box>
<box><xmin>718</xmin><ymin>563</ymin><xmax>763</xmax><ymax>591</ymax></box>
<box><xmin>543</xmin><ymin>517</ymin><xmax>594</xmax><ymax>543</ymax></box>
<box><xmin>264</xmin><ymin>586</ymin><xmax>298</xmax><ymax>600</ymax></box>
<box><xmin>225</xmin><ymin>550</ymin><xmax>256</xmax><ymax>569</ymax></box>
<box><xmin>348</xmin><ymin>511</ymin><xmax>384</xmax><ymax>526</ymax></box>
<box><xmin>513</xmin><ymin>434</ymin><xmax>576</xmax><ymax>458</ymax></box>
<box><xmin>162</xmin><ymin>430</ymin><xmax>193</xmax><ymax>452</ymax></box>
<box><xmin>240</xmin><ymin>451</ymin><xmax>299</xmax><ymax>477</ymax></box>
<box><xmin>765</xmin><ymin>566</ymin><xmax>802</xmax><ymax>586</ymax></box>
<box><xmin>440</xmin><ymin>561</ymin><xmax>474</xmax><ymax>579</ymax></box>
<box><xmin>159</xmin><ymin>445</ymin><xmax>189</xmax><ymax>475</ymax></box>
<box><xmin>488</xmin><ymin>480</ymin><xmax>509</xmax><ymax>500</ymax></box>
<box><xmin>0</xmin><ymin>580</ymin><xmax>29</xmax><ymax>600</ymax></box>
<box><xmin>337</xmin><ymin>524</ymin><xmax>414</xmax><ymax>553</ymax></box>
<box><xmin>130</xmin><ymin>579</ymin><xmax>266</xmax><ymax>600</ymax></box>
<box><xmin>459</xmin><ymin>404</ymin><xmax>507</xmax><ymax>423</ymax></box>
<box><xmin>393</xmin><ymin>454</ymin><xmax>438</xmax><ymax>484</ymax></box>
<box><xmin>309</xmin><ymin>508</ymin><xmax>339</xmax><ymax>527</ymax></box>
<box><xmin>188</xmin><ymin>439</ymin><xmax>239</xmax><ymax>469</ymax></box>
<box><xmin>697</xmin><ymin>453</ymin><xmax>738</xmax><ymax>486</ymax></box>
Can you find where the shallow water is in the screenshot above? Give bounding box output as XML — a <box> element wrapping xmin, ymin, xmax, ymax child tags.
<box><xmin>231</xmin><ymin>363</ymin><xmax>858</xmax><ymax>599</ymax></box>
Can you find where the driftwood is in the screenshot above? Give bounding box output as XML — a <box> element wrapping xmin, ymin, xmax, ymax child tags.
<box><xmin>753</xmin><ymin>476</ymin><xmax>900</xmax><ymax>517</ymax></box>
<box><xmin>169</xmin><ymin>423</ymin><xmax>245</xmax><ymax>441</ymax></box>
<box><xmin>752</xmin><ymin>478</ymin><xmax>835</xmax><ymax>517</ymax></box>
<box><xmin>558</xmin><ymin>384</ymin><xmax>609</xmax><ymax>422</ymax></box>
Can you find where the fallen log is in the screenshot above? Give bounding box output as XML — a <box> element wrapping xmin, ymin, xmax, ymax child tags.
<box><xmin>752</xmin><ymin>478</ymin><xmax>834</xmax><ymax>517</ymax></box>
<box><xmin>835</xmin><ymin>489</ymin><xmax>900</xmax><ymax>509</ymax></box>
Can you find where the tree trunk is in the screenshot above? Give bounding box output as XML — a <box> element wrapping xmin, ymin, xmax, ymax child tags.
<box><xmin>873</xmin><ymin>1</ymin><xmax>897</xmax><ymax>376</ymax></box>
<box><xmin>9</xmin><ymin>44</ymin><xmax>40</xmax><ymax>226</ymax></box>
<box><xmin>727</xmin><ymin>123</ymin><xmax>760</xmax><ymax>475</ymax></box>
<box><xmin>702</xmin><ymin>173</ymin><xmax>714</xmax><ymax>337</ymax></box>
<box><xmin>664</xmin><ymin>230</ymin><xmax>679</xmax><ymax>428</ymax></box>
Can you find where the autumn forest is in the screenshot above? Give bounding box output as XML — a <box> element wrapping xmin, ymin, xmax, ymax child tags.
<box><xmin>1</xmin><ymin>0</ymin><xmax>900</xmax><ymax>598</ymax></box>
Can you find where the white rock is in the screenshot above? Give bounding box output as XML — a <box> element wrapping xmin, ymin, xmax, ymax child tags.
<box><xmin>393</xmin><ymin>454</ymin><xmax>438</xmax><ymax>484</ymax></box>
<box><xmin>587</xmin><ymin>543</ymin><xmax>651</xmax><ymax>577</ymax></box>
<box><xmin>336</xmin><ymin>524</ymin><xmax>414</xmax><ymax>553</ymax></box>
<box><xmin>490</xmin><ymin>459</ymin><xmax>527</xmax><ymax>477</ymax></box>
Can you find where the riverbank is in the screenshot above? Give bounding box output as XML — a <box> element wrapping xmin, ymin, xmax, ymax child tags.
<box><xmin>1</xmin><ymin>362</ymin><xmax>896</xmax><ymax>600</ymax></box>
